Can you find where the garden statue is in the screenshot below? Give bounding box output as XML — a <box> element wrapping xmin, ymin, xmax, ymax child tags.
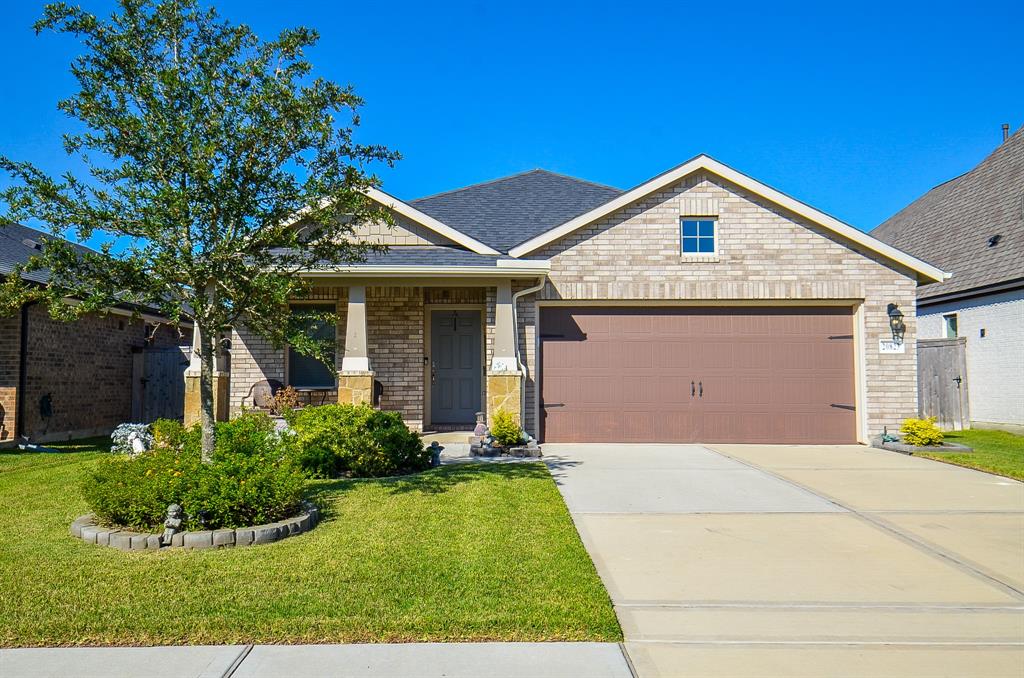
<box><xmin>161</xmin><ymin>503</ymin><xmax>184</xmax><ymax>546</ymax></box>
<box><xmin>428</xmin><ymin>441</ymin><xmax>444</xmax><ymax>467</ymax></box>
<box><xmin>473</xmin><ymin>411</ymin><xmax>487</xmax><ymax>437</ymax></box>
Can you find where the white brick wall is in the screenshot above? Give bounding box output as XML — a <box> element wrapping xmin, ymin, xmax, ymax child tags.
<box><xmin>918</xmin><ymin>288</ymin><xmax>1024</xmax><ymax>426</ymax></box>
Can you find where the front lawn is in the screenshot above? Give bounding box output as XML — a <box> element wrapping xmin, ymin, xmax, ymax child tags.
<box><xmin>918</xmin><ymin>429</ymin><xmax>1024</xmax><ymax>481</ymax></box>
<box><xmin>0</xmin><ymin>439</ymin><xmax>620</xmax><ymax>647</ymax></box>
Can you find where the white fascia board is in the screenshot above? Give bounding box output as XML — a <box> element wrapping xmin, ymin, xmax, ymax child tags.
<box><xmin>298</xmin><ymin>264</ymin><xmax>550</xmax><ymax>278</ymax></box>
<box><xmin>363</xmin><ymin>187</ymin><xmax>501</xmax><ymax>256</ymax></box>
<box><xmin>508</xmin><ymin>155</ymin><xmax>949</xmax><ymax>284</ymax></box>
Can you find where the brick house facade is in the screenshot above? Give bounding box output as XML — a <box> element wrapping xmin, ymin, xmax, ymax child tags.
<box><xmin>0</xmin><ymin>223</ymin><xmax>190</xmax><ymax>445</ymax></box>
<box><xmin>228</xmin><ymin>156</ymin><xmax>946</xmax><ymax>445</ymax></box>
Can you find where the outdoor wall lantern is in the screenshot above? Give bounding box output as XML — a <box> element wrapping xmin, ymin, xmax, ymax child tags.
<box><xmin>887</xmin><ymin>303</ymin><xmax>906</xmax><ymax>344</ymax></box>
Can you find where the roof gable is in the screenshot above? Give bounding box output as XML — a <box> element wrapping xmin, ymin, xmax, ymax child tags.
<box><xmin>507</xmin><ymin>155</ymin><xmax>948</xmax><ymax>283</ymax></box>
<box><xmin>410</xmin><ymin>169</ymin><xmax>622</xmax><ymax>254</ymax></box>
<box><xmin>872</xmin><ymin>127</ymin><xmax>1024</xmax><ymax>299</ymax></box>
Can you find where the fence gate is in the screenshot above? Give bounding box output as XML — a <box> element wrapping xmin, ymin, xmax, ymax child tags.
<box><xmin>132</xmin><ymin>346</ymin><xmax>189</xmax><ymax>423</ymax></box>
<box><xmin>917</xmin><ymin>338</ymin><xmax>970</xmax><ymax>430</ymax></box>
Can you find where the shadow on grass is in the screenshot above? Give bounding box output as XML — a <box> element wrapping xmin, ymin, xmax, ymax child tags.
<box><xmin>308</xmin><ymin>461</ymin><xmax>554</xmax><ymax>506</ymax></box>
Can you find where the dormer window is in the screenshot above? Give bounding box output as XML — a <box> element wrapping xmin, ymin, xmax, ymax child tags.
<box><xmin>681</xmin><ymin>218</ymin><xmax>717</xmax><ymax>255</ymax></box>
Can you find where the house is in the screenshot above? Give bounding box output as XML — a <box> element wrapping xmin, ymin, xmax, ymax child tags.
<box><xmin>0</xmin><ymin>223</ymin><xmax>189</xmax><ymax>444</ymax></box>
<box><xmin>229</xmin><ymin>155</ymin><xmax>947</xmax><ymax>445</ymax></box>
<box><xmin>873</xmin><ymin>126</ymin><xmax>1024</xmax><ymax>431</ymax></box>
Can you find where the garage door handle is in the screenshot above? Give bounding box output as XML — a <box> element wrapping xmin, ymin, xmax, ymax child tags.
<box><xmin>699</xmin><ymin>381</ymin><xmax>703</xmax><ymax>398</ymax></box>
<box><xmin>691</xmin><ymin>381</ymin><xmax>695</xmax><ymax>397</ymax></box>
<box><xmin>546</xmin><ymin>403</ymin><xmax>565</xmax><ymax>408</ymax></box>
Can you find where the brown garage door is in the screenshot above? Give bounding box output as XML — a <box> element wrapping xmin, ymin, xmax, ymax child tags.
<box><xmin>540</xmin><ymin>307</ymin><xmax>856</xmax><ymax>444</ymax></box>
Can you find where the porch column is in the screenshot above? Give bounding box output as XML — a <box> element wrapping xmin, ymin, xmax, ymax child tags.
<box><xmin>486</xmin><ymin>280</ymin><xmax>522</xmax><ymax>426</ymax></box>
<box><xmin>338</xmin><ymin>285</ymin><xmax>375</xmax><ymax>406</ymax></box>
<box><xmin>184</xmin><ymin>323</ymin><xmax>229</xmax><ymax>426</ymax></box>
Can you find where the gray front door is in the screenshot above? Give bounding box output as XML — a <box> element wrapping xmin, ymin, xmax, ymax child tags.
<box><xmin>430</xmin><ymin>310</ymin><xmax>482</xmax><ymax>424</ymax></box>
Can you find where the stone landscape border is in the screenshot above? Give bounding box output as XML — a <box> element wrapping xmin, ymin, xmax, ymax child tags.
<box><xmin>878</xmin><ymin>440</ymin><xmax>974</xmax><ymax>455</ymax></box>
<box><xmin>69</xmin><ymin>501</ymin><xmax>320</xmax><ymax>551</ymax></box>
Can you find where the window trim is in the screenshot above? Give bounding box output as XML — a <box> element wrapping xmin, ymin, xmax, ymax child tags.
<box><xmin>286</xmin><ymin>300</ymin><xmax>339</xmax><ymax>389</ymax></box>
<box><xmin>680</xmin><ymin>216</ymin><xmax>719</xmax><ymax>258</ymax></box>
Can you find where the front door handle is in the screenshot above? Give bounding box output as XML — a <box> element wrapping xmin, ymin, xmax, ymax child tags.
<box><xmin>431</xmin><ymin>361</ymin><xmax>437</xmax><ymax>384</ymax></box>
<box><xmin>699</xmin><ymin>381</ymin><xmax>703</xmax><ymax>398</ymax></box>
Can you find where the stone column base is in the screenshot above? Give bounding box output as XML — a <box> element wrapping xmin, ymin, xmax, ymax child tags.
<box><xmin>338</xmin><ymin>371</ymin><xmax>375</xmax><ymax>406</ymax></box>
<box><xmin>486</xmin><ymin>371</ymin><xmax>522</xmax><ymax>426</ymax></box>
<box><xmin>183</xmin><ymin>372</ymin><xmax>230</xmax><ymax>427</ymax></box>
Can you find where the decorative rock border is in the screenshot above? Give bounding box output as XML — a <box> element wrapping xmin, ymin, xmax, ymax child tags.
<box><xmin>876</xmin><ymin>440</ymin><xmax>974</xmax><ymax>455</ymax></box>
<box><xmin>70</xmin><ymin>501</ymin><xmax>320</xmax><ymax>551</ymax></box>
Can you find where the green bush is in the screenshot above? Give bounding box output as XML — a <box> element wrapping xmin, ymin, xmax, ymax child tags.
<box><xmin>490</xmin><ymin>409</ymin><xmax>523</xmax><ymax>447</ymax></box>
<box><xmin>288</xmin><ymin>403</ymin><xmax>428</xmax><ymax>478</ymax></box>
<box><xmin>900</xmin><ymin>416</ymin><xmax>945</xmax><ymax>447</ymax></box>
<box><xmin>82</xmin><ymin>412</ymin><xmax>306</xmax><ymax>531</ymax></box>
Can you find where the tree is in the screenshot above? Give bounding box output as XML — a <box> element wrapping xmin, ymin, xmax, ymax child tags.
<box><xmin>0</xmin><ymin>0</ymin><xmax>398</xmax><ymax>460</ymax></box>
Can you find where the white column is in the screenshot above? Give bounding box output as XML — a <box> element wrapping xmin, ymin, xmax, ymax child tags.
<box><xmin>341</xmin><ymin>285</ymin><xmax>370</xmax><ymax>372</ymax></box>
<box><xmin>491</xmin><ymin>280</ymin><xmax>518</xmax><ymax>372</ymax></box>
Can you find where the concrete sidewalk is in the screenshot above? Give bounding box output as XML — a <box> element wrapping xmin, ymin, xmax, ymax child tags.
<box><xmin>545</xmin><ymin>443</ymin><xmax>1024</xmax><ymax>678</ymax></box>
<box><xmin>0</xmin><ymin>642</ymin><xmax>633</xmax><ymax>678</ymax></box>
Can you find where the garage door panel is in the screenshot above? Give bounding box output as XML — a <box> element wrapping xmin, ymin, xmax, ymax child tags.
<box><xmin>540</xmin><ymin>307</ymin><xmax>856</xmax><ymax>444</ymax></box>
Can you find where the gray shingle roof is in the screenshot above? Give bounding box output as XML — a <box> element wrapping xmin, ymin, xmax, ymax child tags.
<box><xmin>873</xmin><ymin>128</ymin><xmax>1024</xmax><ymax>301</ymax></box>
<box><xmin>0</xmin><ymin>222</ymin><xmax>95</xmax><ymax>285</ymax></box>
<box><xmin>409</xmin><ymin>169</ymin><xmax>623</xmax><ymax>253</ymax></box>
<box><xmin>272</xmin><ymin>245</ymin><xmax>513</xmax><ymax>267</ymax></box>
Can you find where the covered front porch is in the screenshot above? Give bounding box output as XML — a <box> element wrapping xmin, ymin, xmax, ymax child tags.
<box><xmin>228</xmin><ymin>267</ymin><xmax>546</xmax><ymax>434</ymax></box>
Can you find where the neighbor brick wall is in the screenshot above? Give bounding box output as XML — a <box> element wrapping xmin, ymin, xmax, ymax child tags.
<box><xmin>526</xmin><ymin>172</ymin><xmax>920</xmax><ymax>437</ymax></box>
<box><xmin>918</xmin><ymin>288</ymin><xmax>1024</xmax><ymax>426</ymax></box>
<box><xmin>0</xmin><ymin>314</ymin><xmax>20</xmax><ymax>442</ymax></box>
<box><xmin>18</xmin><ymin>307</ymin><xmax>186</xmax><ymax>442</ymax></box>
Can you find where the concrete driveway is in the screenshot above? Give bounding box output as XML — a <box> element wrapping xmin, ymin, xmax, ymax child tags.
<box><xmin>545</xmin><ymin>443</ymin><xmax>1024</xmax><ymax>677</ymax></box>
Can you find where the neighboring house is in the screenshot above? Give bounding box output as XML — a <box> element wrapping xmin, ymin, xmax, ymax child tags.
<box><xmin>0</xmin><ymin>223</ymin><xmax>188</xmax><ymax>445</ymax></box>
<box><xmin>874</xmin><ymin>127</ymin><xmax>1024</xmax><ymax>431</ymax></box>
<box><xmin>230</xmin><ymin>155</ymin><xmax>946</xmax><ymax>445</ymax></box>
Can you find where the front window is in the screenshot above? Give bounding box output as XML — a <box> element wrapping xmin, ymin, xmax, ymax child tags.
<box><xmin>681</xmin><ymin>218</ymin><xmax>716</xmax><ymax>255</ymax></box>
<box><xmin>944</xmin><ymin>314</ymin><xmax>958</xmax><ymax>338</ymax></box>
<box><xmin>288</xmin><ymin>303</ymin><xmax>337</xmax><ymax>388</ymax></box>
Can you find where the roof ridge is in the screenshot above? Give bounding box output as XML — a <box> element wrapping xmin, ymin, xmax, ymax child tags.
<box><xmin>410</xmin><ymin>168</ymin><xmax>620</xmax><ymax>204</ymax></box>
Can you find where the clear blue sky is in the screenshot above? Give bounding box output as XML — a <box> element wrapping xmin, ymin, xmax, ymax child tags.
<box><xmin>3</xmin><ymin>0</ymin><xmax>1022</xmax><ymax>237</ymax></box>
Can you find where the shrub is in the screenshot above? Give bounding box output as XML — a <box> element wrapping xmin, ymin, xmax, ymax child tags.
<box><xmin>82</xmin><ymin>412</ymin><xmax>306</xmax><ymax>531</ymax></box>
<box><xmin>269</xmin><ymin>385</ymin><xmax>301</xmax><ymax>415</ymax></box>
<box><xmin>288</xmin><ymin>403</ymin><xmax>428</xmax><ymax>478</ymax></box>
<box><xmin>489</xmin><ymin>409</ymin><xmax>523</xmax><ymax>447</ymax></box>
<box><xmin>900</xmin><ymin>416</ymin><xmax>945</xmax><ymax>447</ymax></box>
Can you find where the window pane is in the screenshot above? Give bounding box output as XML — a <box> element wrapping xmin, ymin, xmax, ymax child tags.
<box><xmin>699</xmin><ymin>220</ymin><xmax>715</xmax><ymax>237</ymax></box>
<box><xmin>698</xmin><ymin>236</ymin><xmax>715</xmax><ymax>253</ymax></box>
<box><xmin>945</xmin><ymin>315</ymin><xmax>958</xmax><ymax>338</ymax></box>
<box><xmin>288</xmin><ymin>304</ymin><xmax>337</xmax><ymax>388</ymax></box>
<box><xmin>681</xmin><ymin>220</ymin><xmax>698</xmax><ymax>237</ymax></box>
<box><xmin>682</xmin><ymin>237</ymin><xmax>699</xmax><ymax>253</ymax></box>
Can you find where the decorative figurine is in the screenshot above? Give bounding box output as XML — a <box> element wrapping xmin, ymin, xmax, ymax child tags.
<box><xmin>428</xmin><ymin>441</ymin><xmax>444</xmax><ymax>467</ymax></box>
<box><xmin>161</xmin><ymin>503</ymin><xmax>184</xmax><ymax>546</ymax></box>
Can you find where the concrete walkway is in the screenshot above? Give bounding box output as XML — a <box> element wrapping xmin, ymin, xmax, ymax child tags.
<box><xmin>0</xmin><ymin>643</ymin><xmax>632</xmax><ymax>678</ymax></box>
<box><xmin>544</xmin><ymin>443</ymin><xmax>1024</xmax><ymax>678</ymax></box>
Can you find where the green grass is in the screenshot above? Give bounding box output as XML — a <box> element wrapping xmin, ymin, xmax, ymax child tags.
<box><xmin>0</xmin><ymin>439</ymin><xmax>620</xmax><ymax>647</ymax></box>
<box><xmin>918</xmin><ymin>429</ymin><xmax>1024</xmax><ymax>481</ymax></box>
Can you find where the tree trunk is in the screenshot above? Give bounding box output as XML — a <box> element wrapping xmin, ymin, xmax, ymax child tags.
<box><xmin>198</xmin><ymin>320</ymin><xmax>217</xmax><ymax>463</ymax></box>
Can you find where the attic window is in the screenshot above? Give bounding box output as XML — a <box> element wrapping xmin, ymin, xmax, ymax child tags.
<box><xmin>680</xmin><ymin>218</ymin><xmax>717</xmax><ymax>256</ymax></box>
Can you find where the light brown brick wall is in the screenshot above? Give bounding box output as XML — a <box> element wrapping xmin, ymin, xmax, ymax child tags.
<box><xmin>525</xmin><ymin>172</ymin><xmax>919</xmax><ymax>437</ymax></box>
<box><xmin>0</xmin><ymin>314</ymin><xmax>20</xmax><ymax>442</ymax></box>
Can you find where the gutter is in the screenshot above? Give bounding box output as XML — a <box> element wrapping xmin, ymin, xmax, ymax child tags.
<box><xmin>298</xmin><ymin>262</ymin><xmax>551</xmax><ymax>278</ymax></box>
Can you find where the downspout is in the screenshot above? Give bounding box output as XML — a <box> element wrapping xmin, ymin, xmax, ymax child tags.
<box><xmin>510</xmin><ymin>277</ymin><xmax>547</xmax><ymax>437</ymax></box>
